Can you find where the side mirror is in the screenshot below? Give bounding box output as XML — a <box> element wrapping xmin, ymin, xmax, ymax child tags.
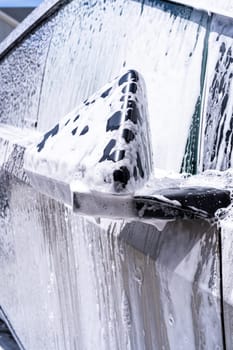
<box><xmin>0</xmin><ymin>70</ymin><xmax>231</xmax><ymax>220</ymax></box>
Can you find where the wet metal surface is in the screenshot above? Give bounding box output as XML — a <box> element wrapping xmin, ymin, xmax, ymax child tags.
<box><xmin>0</xmin><ymin>0</ymin><xmax>232</xmax><ymax>349</ymax></box>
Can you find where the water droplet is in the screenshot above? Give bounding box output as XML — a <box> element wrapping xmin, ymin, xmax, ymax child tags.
<box><xmin>95</xmin><ymin>217</ymin><xmax>101</xmax><ymax>225</ymax></box>
<box><xmin>169</xmin><ymin>314</ymin><xmax>174</xmax><ymax>326</ymax></box>
<box><xmin>121</xmin><ymin>291</ymin><xmax>131</xmax><ymax>330</ymax></box>
<box><xmin>64</xmin><ymin>208</ymin><xmax>69</xmax><ymax>223</ymax></box>
<box><xmin>134</xmin><ymin>266</ymin><xmax>144</xmax><ymax>287</ymax></box>
<box><xmin>111</xmin><ymin>262</ymin><xmax>116</xmax><ymax>274</ymax></box>
<box><xmin>118</xmin><ymin>242</ymin><xmax>125</xmax><ymax>261</ymax></box>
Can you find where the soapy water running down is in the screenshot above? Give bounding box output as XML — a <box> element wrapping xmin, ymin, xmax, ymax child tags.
<box><xmin>1</xmin><ymin>0</ymin><xmax>233</xmax><ymax>349</ymax></box>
